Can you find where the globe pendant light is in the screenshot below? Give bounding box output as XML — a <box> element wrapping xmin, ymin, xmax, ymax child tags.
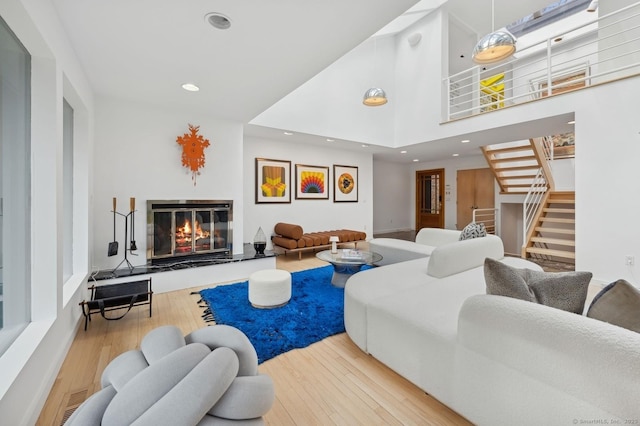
<box><xmin>472</xmin><ymin>0</ymin><xmax>516</xmax><ymax>64</ymax></box>
<box><xmin>363</xmin><ymin>38</ymin><xmax>388</xmax><ymax>106</ymax></box>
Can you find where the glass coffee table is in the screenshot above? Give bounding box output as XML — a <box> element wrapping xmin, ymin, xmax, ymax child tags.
<box><xmin>316</xmin><ymin>249</ymin><xmax>382</xmax><ymax>287</ymax></box>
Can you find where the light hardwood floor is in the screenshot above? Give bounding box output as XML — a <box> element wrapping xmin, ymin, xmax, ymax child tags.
<box><xmin>37</xmin><ymin>249</ymin><xmax>472</xmax><ymax>425</ymax></box>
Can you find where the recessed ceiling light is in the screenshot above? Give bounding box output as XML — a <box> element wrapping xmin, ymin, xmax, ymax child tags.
<box><xmin>326</xmin><ymin>138</ymin><xmax>334</xmax><ymax>142</ymax></box>
<box><xmin>554</xmin><ymin>37</ymin><xmax>563</xmax><ymax>42</ymax></box>
<box><xmin>461</xmin><ymin>139</ymin><xmax>470</xmax><ymax>143</ymax></box>
<box><xmin>567</xmin><ymin>120</ymin><xmax>575</xmax><ymax>124</ymax></box>
<box><xmin>205</xmin><ymin>12</ymin><xmax>231</xmax><ymax>30</ymax></box>
<box><xmin>362</xmin><ymin>144</ymin><xmax>368</xmax><ymax>148</ymax></box>
<box><xmin>400</xmin><ymin>150</ymin><xmax>407</xmax><ymax>154</ymax></box>
<box><xmin>182</xmin><ymin>83</ymin><xmax>200</xmax><ymax>92</ymax></box>
<box><xmin>452</xmin><ymin>153</ymin><xmax>460</xmax><ymax>157</ymax></box>
<box><xmin>283</xmin><ymin>131</ymin><xmax>293</xmax><ymax>136</ymax></box>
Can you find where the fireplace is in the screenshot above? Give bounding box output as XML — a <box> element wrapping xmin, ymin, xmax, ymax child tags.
<box><xmin>146</xmin><ymin>200</ymin><xmax>232</xmax><ymax>265</ymax></box>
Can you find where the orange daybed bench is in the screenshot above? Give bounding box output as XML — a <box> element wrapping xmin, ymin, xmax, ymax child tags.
<box><xmin>271</xmin><ymin>222</ymin><xmax>367</xmax><ymax>260</ymax></box>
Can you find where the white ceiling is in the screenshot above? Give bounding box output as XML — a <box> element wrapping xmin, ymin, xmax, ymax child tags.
<box><xmin>52</xmin><ymin>0</ymin><xmax>418</xmax><ymax>122</ymax></box>
<box><xmin>52</xmin><ymin>0</ymin><xmax>566</xmax><ymax>163</ymax></box>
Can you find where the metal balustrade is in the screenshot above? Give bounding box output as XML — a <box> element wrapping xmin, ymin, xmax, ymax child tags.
<box><xmin>444</xmin><ymin>2</ymin><xmax>640</xmax><ymax>121</ymax></box>
<box><xmin>472</xmin><ymin>208</ymin><xmax>500</xmax><ymax>236</ymax></box>
<box><xmin>522</xmin><ymin>168</ymin><xmax>550</xmax><ymax>252</ymax></box>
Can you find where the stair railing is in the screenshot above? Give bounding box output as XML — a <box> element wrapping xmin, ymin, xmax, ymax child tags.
<box><xmin>472</xmin><ymin>208</ymin><xmax>499</xmax><ymax>236</ymax></box>
<box><xmin>542</xmin><ymin>136</ymin><xmax>554</xmax><ymax>163</ymax></box>
<box><xmin>444</xmin><ymin>2</ymin><xmax>640</xmax><ymax>121</ymax></box>
<box><xmin>522</xmin><ymin>168</ymin><xmax>548</xmax><ymax>252</ymax></box>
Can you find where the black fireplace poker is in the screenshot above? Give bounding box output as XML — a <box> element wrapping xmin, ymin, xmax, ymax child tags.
<box><xmin>111</xmin><ymin>197</ymin><xmax>138</xmax><ymax>273</ymax></box>
<box><xmin>130</xmin><ymin>197</ymin><xmax>137</xmax><ymax>252</ymax></box>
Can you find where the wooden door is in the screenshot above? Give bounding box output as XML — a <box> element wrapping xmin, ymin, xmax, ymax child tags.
<box><xmin>457</xmin><ymin>170</ymin><xmax>476</xmax><ymax>229</ymax></box>
<box><xmin>415</xmin><ymin>169</ymin><xmax>444</xmax><ymax>230</ymax></box>
<box><xmin>456</xmin><ymin>168</ymin><xmax>495</xmax><ymax>230</ymax></box>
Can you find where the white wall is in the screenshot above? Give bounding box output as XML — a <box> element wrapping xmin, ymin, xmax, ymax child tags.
<box><xmin>92</xmin><ymin>97</ymin><xmax>245</xmax><ymax>271</ymax></box>
<box><xmin>244</xmin><ymin>137</ymin><xmax>374</xmax><ymax>246</ymax></box>
<box><xmin>0</xmin><ymin>0</ymin><xmax>94</xmax><ymax>423</ymax></box>
<box><xmin>574</xmin><ymin>79</ymin><xmax>640</xmax><ymax>286</ymax></box>
<box><xmin>250</xmin><ymin>36</ymin><xmax>397</xmax><ymax>146</ymax></box>
<box><xmin>394</xmin><ymin>9</ymin><xmax>447</xmax><ymax>144</ymax></box>
<box><xmin>372</xmin><ymin>159</ymin><xmax>412</xmax><ymax>234</ymax></box>
<box><xmin>250</xmin><ymin>10</ymin><xmax>449</xmax><ymax>149</ymax></box>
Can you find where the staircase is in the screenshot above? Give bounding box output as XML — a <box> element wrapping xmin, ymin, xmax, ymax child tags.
<box><xmin>522</xmin><ymin>191</ymin><xmax>576</xmax><ymax>263</ymax></box>
<box><xmin>482</xmin><ymin>138</ymin><xmax>576</xmax><ymax>264</ymax></box>
<box><xmin>481</xmin><ymin>138</ymin><xmax>552</xmax><ymax>194</ymax></box>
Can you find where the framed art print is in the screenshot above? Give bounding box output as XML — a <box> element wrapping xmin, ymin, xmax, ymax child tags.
<box><xmin>255</xmin><ymin>158</ymin><xmax>291</xmax><ymax>204</ymax></box>
<box><xmin>334</xmin><ymin>165</ymin><xmax>358</xmax><ymax>202</ymax></box>
<box><xmin>295</xmin><ymin>164</ymin><xmax>329</xmax><ymax>199</ymax></box>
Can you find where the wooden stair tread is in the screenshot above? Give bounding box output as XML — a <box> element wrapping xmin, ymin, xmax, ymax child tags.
<box><xmin>539</xmin><ymin>217</ymin><xmax>575</xmax><ymax>223</ymax></box>
<box><xmin>526</xmin><ymin>247</ymin><xmax>576</xmax><ymax>259</ymax></box>
<box><xmin>495</xmin><ymin>165</ymin><xmax>540</xmax><ymax>172</ymax></box>
<box><xmin>490</xmin><ymin>155</ymin><xmax>537</xmax><ymax>163</ymax></box>
<box><xmin>503</xmin><ymin>183</ymin><xmax>535</xmax><ymax>187</ymax></box>
<box><xmin>501</xmin><ymin>174</ymin><xmax>537</xmax><ymax>179</ymax></box>
<box><xmin>547</xmin><ymin>201</ymin><xmax>575</xmax><ymax>206</ymax></box>
<box><xmin>530</xmin><ymin>237</ymin><xmax>576</xmax><ymax>246</ymax></box>
<box><xmin>543</xmin><ymin>207</ymin><xmax>576</xmax><ymax>213</ymax></box>
<box><xmin>500</xmin><ymin>191</ymin><xmax>528</xmax><ymax>195</ymax></box>
<box><xmin>535</xmin><ymin>227</ymin><xmax>575</xmax><ymax>234</ymax></box>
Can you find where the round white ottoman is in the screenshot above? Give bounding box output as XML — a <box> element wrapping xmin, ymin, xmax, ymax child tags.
<box><xmin>248</xmin><ymin>269</ymin><xmax>292</xmax><ymax>308</ymax></box>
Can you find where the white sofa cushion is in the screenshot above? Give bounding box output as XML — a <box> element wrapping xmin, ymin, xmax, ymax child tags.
<box><xmin>455</xmin><ymin>294</ymin><xmax>640</xmax><ymax>423</ymax></box>
<box><xmin>344</xmin><ymin>258</ymin><xmax>433</xmax><ymax>351</ymax></box>
<box><xmin>368</xmin><ymin>238</ymin><xmax>435</xmax><ymax>266</ymax></box>
<box><xmin>368</xmin><ymin>228</ymin><xmax>462</xmax><ymax>266</ymax></box>
<box><xmin>364</xmin><ymin>256</ymin><xmax>541</xmax><ymax>407</ymax></box>
<box><xmin>427</xmin><ymin>234</ymin><xmax>503</xmax><ymax>278</ymax></box>
<box><xmin>414</xmin><ymin>228</ymin><xmax>461</xmax><ymax>246</ymax></box>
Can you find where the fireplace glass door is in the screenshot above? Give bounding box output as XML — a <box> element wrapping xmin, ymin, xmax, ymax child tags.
<box><xmin>149</xmin><ymin>201</ymin><xmax>232</xmax><ymax>263</ymax></box>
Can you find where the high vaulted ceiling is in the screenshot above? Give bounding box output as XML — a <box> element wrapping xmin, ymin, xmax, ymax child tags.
<box><xmin>52</xmin><ymin>0</ymin><xmax>418</xmax><ymax>122</ymax></box>
<box><xmin>52</xmin><ymin>0</ymin><xmax>564</xmax><ymax>161</ymax></box>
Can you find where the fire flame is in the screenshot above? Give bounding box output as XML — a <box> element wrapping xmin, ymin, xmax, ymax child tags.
<box><xmin>176</xmin><ymin>219</ymin><xmax>210</xmax><ymax>244</ymax></box>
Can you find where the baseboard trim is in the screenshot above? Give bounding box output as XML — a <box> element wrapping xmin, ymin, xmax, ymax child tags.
<box><xmin>373</xmin><ymin>227</ymin><xmax>413</xmax><ymax>235</ymax></box>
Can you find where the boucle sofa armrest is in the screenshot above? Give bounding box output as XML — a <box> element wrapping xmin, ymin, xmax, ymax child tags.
<box><xmin>457</xmin><ymin>294</ymin><xmax>640</xmax><ymax>417</ymax></box>
<box><xmin>427</xmin><ymin>234</ymin><xmax>503</xmax><ymax>278</ymax></box>
<box><xmin>368</xmin><ymin>238</ymin><xmax>434</xmax><ymax>266</ymax></box>
<box><xmin>415</xmin><ymin>228</ymin><xmax>462</xmax><ymax>246</ymax></box>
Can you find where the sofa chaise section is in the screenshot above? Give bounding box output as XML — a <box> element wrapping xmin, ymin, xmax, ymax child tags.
<box><xmin>344</xmin><ymin>230</ymin><xmax>640</xmax><ymax>424</ymax></box>
<box><xmin>454</xmin><ymin>294</ymin><xmax>640</xmax><ymax>424</ymax></box>
<box><xmin>368</xmin><ymin>227</ymin><xmax>462</xmax><ymax>266</ymax></box>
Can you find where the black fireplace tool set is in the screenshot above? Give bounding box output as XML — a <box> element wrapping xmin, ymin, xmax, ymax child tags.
<box><xmin>108</xmin><ymin>197</ymin><xmax>138</xmax><ymax>271</ymax></box>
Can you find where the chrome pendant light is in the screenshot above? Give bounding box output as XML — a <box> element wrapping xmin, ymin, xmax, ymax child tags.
<box><xmin>363</xmin><ymin>87</ymin><xmax>388</xmax><ymax>106</ymax></box>
<box><xmin>363</xmin><ymin>38</ymin><xmax>388</xmax><ymax>106</ymax></box>
<box><xmin>472</xmin><ymin>0</ymin><xmax>516</xmax><ymax>64</ymax></box>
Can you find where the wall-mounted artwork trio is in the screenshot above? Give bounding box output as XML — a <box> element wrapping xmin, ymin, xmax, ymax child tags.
<box><xmin>255</xmin><ymin>158</ymin><xmax>358</xmax><ymax>203</ymax></box>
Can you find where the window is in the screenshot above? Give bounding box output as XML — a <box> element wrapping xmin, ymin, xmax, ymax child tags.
<box><xmin>63</xmin><ymin>99</ymin><xmax>73</xmax><ymax>282</ymax></box>
<box><xmin>0</xmin><ymin>16</ymin><xmax>31</xmax><ymax>354</ymax></box>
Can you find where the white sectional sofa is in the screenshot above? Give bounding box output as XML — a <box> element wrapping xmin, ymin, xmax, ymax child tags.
<box><xmin>344</xmin><ymin>230</ymin><xmax>640</xmax><ymax>424</ymax></box>
<box><xmin>368</xmin><ymin>227</ymin><xmax>462</xmax><ymax>266</ymax></box>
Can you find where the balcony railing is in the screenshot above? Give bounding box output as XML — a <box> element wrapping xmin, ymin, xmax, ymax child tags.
<box><xmin>444</xmin><ymin>2</ymin><xmax>640</xmax><ymax>121</ymax></box>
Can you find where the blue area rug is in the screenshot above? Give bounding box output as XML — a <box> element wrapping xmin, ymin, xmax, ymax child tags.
<box><xmin>199</xmin><ymin>265</ymin><xmax>365</xmax><ymax>363</ymax></box>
